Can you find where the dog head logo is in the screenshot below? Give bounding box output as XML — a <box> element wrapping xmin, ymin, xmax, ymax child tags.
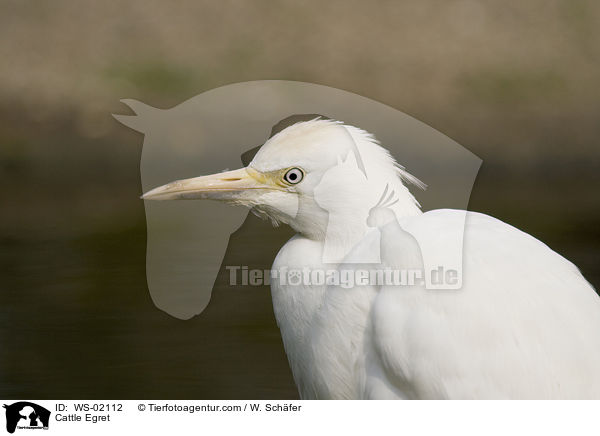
<box><xmin>3</xmin><ymin>402</ymin><xmax>50</xmax><ymax>433</ymax></box>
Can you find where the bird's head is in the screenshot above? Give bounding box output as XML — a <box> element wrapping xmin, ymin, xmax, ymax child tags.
<box><xmin>142</xmin><ymin>119</ymin><xmax>424</xmax><ymax>240</ymax></box>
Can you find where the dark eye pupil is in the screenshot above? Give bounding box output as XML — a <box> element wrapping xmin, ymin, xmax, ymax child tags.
<box><xmin>285</xmin><ymin>168</ymin><xmax>303</xmax><ymax>184</ymax></box>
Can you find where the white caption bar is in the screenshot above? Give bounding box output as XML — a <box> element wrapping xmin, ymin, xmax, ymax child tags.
<box><xmin>1</xmin><ymin>400</ymin><xmax>598</xmax><ymax>436</ymax></box>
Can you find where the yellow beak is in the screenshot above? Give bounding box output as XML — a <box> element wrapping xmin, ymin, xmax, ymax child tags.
<box><xmin>141</xmin><ymin>167</ymin><xmax>276</xmax><ymax>201</ymax></box>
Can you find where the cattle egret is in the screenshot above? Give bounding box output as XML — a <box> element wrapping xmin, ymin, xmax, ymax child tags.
<box><xmin>142</xmin><ymin>119</ymin><xmax>600</xmax><ymax>399</ymax></box>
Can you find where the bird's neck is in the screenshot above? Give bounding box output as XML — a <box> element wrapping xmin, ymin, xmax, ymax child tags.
<box><xmin>320</xmin><ymin>209</ymin><xmax>378</xmax><ymax>264</ymax></box>
<box><xmin>294</xmin><ymin>193</ymin><xmax>422</xmax><ymax>265</ymax></box>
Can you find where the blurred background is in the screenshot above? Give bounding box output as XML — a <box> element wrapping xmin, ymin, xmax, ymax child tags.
<box><xmin>1</xmin><ymin>0</ymin><xmax>598</xmax><ymax>399</ymax></box>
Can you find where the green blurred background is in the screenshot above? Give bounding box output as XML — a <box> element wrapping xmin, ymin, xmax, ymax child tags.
<box><xmin>1</xmin><ymin>0</ymin><xmax>598</xmax><ymax>398</ymax></box>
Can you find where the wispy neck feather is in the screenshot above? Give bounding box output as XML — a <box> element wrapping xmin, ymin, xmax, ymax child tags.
<box><xmin>343</xmin><ymin>124</ymin><xmax>425</xmax><ymax>215</ymax></box>
<box><xmin>303</xmin><ymin>122</ymin><xmax>424</xmax><ymax>262</ymax></box>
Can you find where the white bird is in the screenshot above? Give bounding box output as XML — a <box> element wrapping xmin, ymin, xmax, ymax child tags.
<box><xmin>142</xmin><ymin>118</ymin><xmax>600</xmax><ymax>399</ymax></box>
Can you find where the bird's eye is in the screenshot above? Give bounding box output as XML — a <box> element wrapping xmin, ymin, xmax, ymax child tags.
<box><xmin>283</xmin><ymin>168</ymin><xmax>304</xmax><ymax>185</ymax></box>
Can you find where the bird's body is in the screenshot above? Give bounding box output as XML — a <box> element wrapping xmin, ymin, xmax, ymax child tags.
<box><xmin>272</xmin><ymin>209</ymin><xmax>600</xmax><ymax>399</ymax></box>
<box><xmin>143</xmin><ymin>118</ymin><xmax>600</xmax><ymax>399</ymax></box>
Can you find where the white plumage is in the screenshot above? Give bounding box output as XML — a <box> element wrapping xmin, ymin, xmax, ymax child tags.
<box><xmin>143</xmin><ymin>119</ymin><xmax>600</xmax><ymax>399</ymax></box>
